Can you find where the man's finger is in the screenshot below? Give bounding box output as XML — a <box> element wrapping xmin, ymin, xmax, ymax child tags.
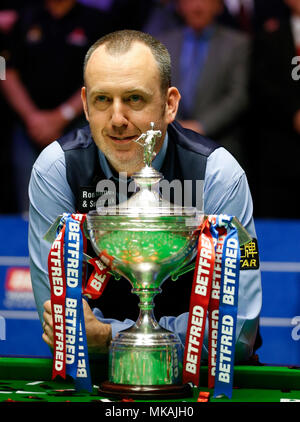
<box><xmin>43</xmin><ymin>300</ymin><xmax>52</xmax><ymax>313</ymax></box>
<box><xmin>42</xmin><ymin>331</ymin><xmax>53</xmax><ymax>348</ymax></box>
<box><xmin>43</xmin><ymin>311</ymin><xmax>53</xmax><ymax>328</ymax></box>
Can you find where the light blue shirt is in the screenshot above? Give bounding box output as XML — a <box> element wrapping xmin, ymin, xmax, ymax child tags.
<box><xmin>28</xmin><ymin>128</ymin><xmax>261</xmax><ymax>362</ymax></box>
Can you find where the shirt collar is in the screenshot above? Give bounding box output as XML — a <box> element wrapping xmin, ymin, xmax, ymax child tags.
<box><xmin>97</xmin><ymin>131</ymin><xmax>169</xmax><ymax>180</ymax></box>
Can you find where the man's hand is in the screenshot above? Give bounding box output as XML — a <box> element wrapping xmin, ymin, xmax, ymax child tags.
<box><xmin>25</xmin><ymin>109</ymin><xmax>70</xmax><ymax>147</ymax></box>
<box><xmin>42</xmin><ymin>299</ymin><xmax>112</xmax><ymax>354</ymax></box>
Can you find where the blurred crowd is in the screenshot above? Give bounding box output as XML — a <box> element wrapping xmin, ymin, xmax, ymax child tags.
<box><xmin>0</xmin><ymin>0</ymin><xmax>299</xmax><ymax>219</ymax></box>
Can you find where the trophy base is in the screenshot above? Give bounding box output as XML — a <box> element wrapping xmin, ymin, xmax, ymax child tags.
<box><xmin>99</xmin><ymin>381</ymin><xmax>192</xmax><ymax>400</ymax></box>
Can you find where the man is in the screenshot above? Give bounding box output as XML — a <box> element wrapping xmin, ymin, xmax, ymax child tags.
<box><xmin>1</xmin><ymin>0</ymin><xmax>110</xmax><ymax>213</ymax></box>
<box><xmin>29</xmin><ymin>30</ymin><xmax>261</xmax><ymax>360</ymax></box>
<box><xmin>156</xmin><ymin>0</ymin><xmax>250</xmax><ymax>166</ymax></box>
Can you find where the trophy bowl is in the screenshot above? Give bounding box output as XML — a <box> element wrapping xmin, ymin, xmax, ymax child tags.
<box><xmin>86</xmin><ymin>124</ymin><xmax>205</xmax><ymax>399</ymax></box>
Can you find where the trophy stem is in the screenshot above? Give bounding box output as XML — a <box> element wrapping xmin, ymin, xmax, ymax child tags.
<box><xmin>132</xmin><ymin>287</ymin><xmax>161</xmax><ymax>331</ymax></box>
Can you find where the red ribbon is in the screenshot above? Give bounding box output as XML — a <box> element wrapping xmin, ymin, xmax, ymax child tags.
<box><xmin>208</xmin><ymin>226</ymin><xmax>226</xmax><ymax>388</ymax></box>
<box><xmin>48</xmin><ymin>213</ymin><xmax>112</xmax><ymax>380</ymax></box>
<box><xmin>83</xmin><ymin>257</ymin><xmax>111</xmax><ymax>300</ymax></box>
<box><xmin>48</xmin><ymin>225</ymin><xmax>67</xmax><ymax>379</ymax></box>
<box><xmin>182</xmin><ymin>218</ymin><xmax>229</xmax><ymax>388</ymax></box>
<box><xmin>183</xmin><ymin>219</ymin><xmax>215</xmax><ymax>386</ymax></box>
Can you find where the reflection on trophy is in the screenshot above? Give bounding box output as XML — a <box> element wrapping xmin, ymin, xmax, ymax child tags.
<box><xmin>86</xmin><ymin>123</ymin><xmax>205</xmax><ymax>399</ymax></box>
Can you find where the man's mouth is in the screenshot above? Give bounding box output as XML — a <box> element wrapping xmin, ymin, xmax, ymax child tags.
<box><xmin>109</xmin><ymin>135</ymin><xmax>137</xmax><ymax>143</ymax></box>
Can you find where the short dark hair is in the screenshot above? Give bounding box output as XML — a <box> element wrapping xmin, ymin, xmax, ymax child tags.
<box><xmin>83</xmin><ymin>30</ymin><xmax>171</xmax><ymax>94</ymax></box>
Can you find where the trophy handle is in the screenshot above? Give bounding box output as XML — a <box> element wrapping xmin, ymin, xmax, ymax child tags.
<box><xmin>170</xmin><ymin>262</ymin><xmax>195</xmax><ymax>281</ymax></box>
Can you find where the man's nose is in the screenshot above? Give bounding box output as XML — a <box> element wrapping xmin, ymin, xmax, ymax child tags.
<box><xmin>110</xmin><ymin>99</ymin><xmax>128</xmax><ymax>128</ymax></box>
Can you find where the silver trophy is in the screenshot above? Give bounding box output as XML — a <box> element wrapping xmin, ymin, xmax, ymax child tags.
<box><xmin>86</xmin><ymin>123</ymin><xmax>204</xmax><ymax>399</ymax></box>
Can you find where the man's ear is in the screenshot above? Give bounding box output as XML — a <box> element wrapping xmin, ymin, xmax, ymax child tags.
<box><xmin>165</xmin><ymin>86</ymin><xmax>181</xmax><ymax>124</ymax></box>
<box><xmin>81</xmin><ymin>86</ymin><xmax>89</xmax><ymax>122</ymax></box>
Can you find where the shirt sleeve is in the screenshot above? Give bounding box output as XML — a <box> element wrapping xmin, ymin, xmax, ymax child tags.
<box><xmin>29</xmin><ymin>141</ymin><xmax>76</xmax><ymax>322</ymax></box>
<box><xmin>205</xmin><ymin>147</ymin><xmax>262</xmax><ymax>361</ymax></box>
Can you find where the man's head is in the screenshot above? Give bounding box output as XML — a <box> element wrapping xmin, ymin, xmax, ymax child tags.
<box><xmin>82</xmin><ymin>30</ymin><xmax>180</xmax><ymax>176</ymax></box>
<box><xmin>176</xmin><ymin>0</ymin><xmax>223</xmax><ymax>32</ymax></box>
<box><xmin>284</xmin><ymin>0</ymin><xmax>300</xmax><ymax>16</ymax></box>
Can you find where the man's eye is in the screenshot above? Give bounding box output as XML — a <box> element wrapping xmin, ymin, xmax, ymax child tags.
<box><xmin>96</xmin><ymin>95</ymin><xmax>108</xmax><ymax>102</ymax></box>
<box><xmin>128</xmin><ymin>95</ymin><xmax>142</xmax><ymax>102</ymax></box>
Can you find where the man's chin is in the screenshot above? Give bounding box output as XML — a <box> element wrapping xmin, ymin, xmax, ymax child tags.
<box><xmin>106</xmin><ymin>152</ymin><xmax>144</xmax><ymax>175</ymax></box>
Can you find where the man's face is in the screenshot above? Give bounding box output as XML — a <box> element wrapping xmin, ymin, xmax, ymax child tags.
<box><xmin>82</xmin><ymin>42</ymin><xmax>179</xmax><ymax>175</ymax></box>
<box><xmin>177</xmin><ymin>0</ymin><xmax>223</xmax><ymax>32</ymax></box>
